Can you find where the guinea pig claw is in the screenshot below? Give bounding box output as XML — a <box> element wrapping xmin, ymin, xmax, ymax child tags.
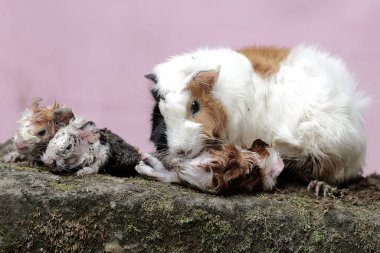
<box><xmin>307</xmin><ymin>180</ymin><xmax>333</xmax><ymax>197</ymax></box>
<box><xmin>135</xmin><ymin>161</ymin><xmax>152</xmax><ymax>176</ymax></box>
<box><xmin>135</xmin><ymin>161</ymin><xmax>165</xmax><ymax>180</ymax></box>
<box><xmin>2</xmin><ymin>151</ymin><xmax>21</xmax><ymax>163</ymax></box>
<box><xmin>135</xmin><ymin>160</ymin><xmax>179</xmax><ymax>183</ymax></box>
<box><xmin>141</xmin><ymin>153</ymin><xmax>165</xmax><ymax>170</ymax></box>
<box><xmin>76</xmin><ymin>167</ymin><xmax>98</xmax><ymax>177</ymax></box>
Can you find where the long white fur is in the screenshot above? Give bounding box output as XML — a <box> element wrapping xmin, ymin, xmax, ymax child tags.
<box><xmin>151</xmin><ymin>45</ymin><xmax>369</xmax><ymax>184</ymax></box>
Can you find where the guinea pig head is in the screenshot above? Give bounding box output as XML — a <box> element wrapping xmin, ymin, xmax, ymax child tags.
<box><xmin>13</xmin><ymin>98</ymin><xmax>74</xmax><ymax>160</ymax></box>
<box><xmin>156</xmin><ymin>68</ymin><xmax>228</xmax><ymax>158</ymax></box>
<box><xmin>42</xmin><ymin>117</ymin><xmax>99</xmax><ymax>172</ymax></box>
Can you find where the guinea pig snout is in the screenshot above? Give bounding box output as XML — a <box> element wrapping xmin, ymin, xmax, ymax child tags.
<box><xmin>44</xmin><ymin>158</ymin><xmax>57</xmax><ymax>167</ymax></box>
<box><xmin>15</xmin><ymin>140</ymin><xmax>28</xmax><ymax>150</ymax></box>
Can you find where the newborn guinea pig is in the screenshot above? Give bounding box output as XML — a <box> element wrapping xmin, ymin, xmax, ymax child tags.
<box><xmin>136</xmin><ymin>139</ymin><xmax>284</xmax><ymax>194</ymax></box>
<box><xmin>2</xmin><ymin>98</ymin><xmax>74</xmax><ymax>164</ymax></box>
<box><xmin>42</xmin><ymin>117</ymin><xmax>141</xmax><ymax>177</ymax></box>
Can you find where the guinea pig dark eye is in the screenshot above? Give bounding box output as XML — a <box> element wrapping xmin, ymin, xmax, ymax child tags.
<box><xmin>37</xmin><ymin>129</ymin><xmax>46</xmax><ymax>137</ymax></box>
<box><xmin>66</xmin><ymin>144</ymin><xmax>72</xmax><ymax>150</ymax></box>
<box><xmin>190</xmin><ymin>100</ymin><xmax>200</xmax><ymax>115</ymax></box>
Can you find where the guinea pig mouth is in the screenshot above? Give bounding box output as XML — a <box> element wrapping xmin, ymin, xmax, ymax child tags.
<box><xmin>170</xmin><ymin>138</ymin><xmax>222</xmax><ymax>159</ymax></box>
<box><xmin>47</xmin><ymin>160</ymin><xmax>57</xmax><ymax>168</ymax></box>
<box><xmin>15</xmin><ymin>141</ymin><xmax>28</xmax><ymax>151</ymax></box>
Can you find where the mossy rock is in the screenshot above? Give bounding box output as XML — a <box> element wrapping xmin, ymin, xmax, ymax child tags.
<box><xmin>0</xmin><ymin>163</ymin><xmax>379</xmax><ymax>253</ymax></box>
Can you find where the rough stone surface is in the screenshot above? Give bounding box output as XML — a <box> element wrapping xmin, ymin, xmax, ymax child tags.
<box><xmin>0</xmin><ymin>161</ymin><xmax>379</xmax><ymax>253</ymax></box>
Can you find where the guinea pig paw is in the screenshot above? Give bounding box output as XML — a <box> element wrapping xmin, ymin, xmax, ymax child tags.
<box><xmin>76</xmin><ymin>167</ymin><xmax>98</xmax><ymax>177</ymax></box>
<box><xmin>135</xmin><ymin>161</ymin><xmax>153</xmax><ymax>176</ymax></box>
<box><xmin>135</xmin><ymin>161</ymin><xmax>157</xmax><ymax>177</ymax></box>
<box><xmin>2</xmin><ymin>151</ymin><xmax>20</xmax><ymax>163</ymax></box>
<box><xmin>307</xmin><ymin>180</ymin><xmax>335</xmax><ymax>198</ymax></box>
<box><xmin>136</xmin><ymin>161</ymin><xmax>177</xmax><ymax>183</ymax></box>
<box><xmin>141</xmin><ymin>153</ymin><xmax>165</xmax><ymax>171</ymax></box>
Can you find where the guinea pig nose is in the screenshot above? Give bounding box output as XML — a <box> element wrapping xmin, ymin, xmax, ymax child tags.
<box><xmin>177</xmin><ymin>149</ymin><xmax>192</xmax><ymax>156</ymax></box>
<box><xmin>15</xmin><ymin>141</ymin><xmax>27</xmax><ymax>149</ymax></box>
<box><xmin>47</xmin><ymin>159</ymin><xmax>56</xmax><ymax>167</ymax></box>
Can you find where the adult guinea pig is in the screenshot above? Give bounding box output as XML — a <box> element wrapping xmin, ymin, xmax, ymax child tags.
<box><xmin>2</xmin><ymin>98</ymin><xmax>74</xmax><ymax>164</ymax></box>
<box><xmin>145</xmin><ymin>45</ymin><xmax>369</xmax><ymax>196</ymax></box>
<box><xmin>42</xmin><ymin>117</ymin><xmax>140</xmax><ymax>177</ymax></box>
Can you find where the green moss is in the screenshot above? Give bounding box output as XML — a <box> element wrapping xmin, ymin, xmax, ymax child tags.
<box><xmin>0</xmin><ymin>226</ymin><xmax>22</xmax><ymax>253</ymax></box>
<box><xmin>291</xmin><ymin>196</ymin><xmax>310</xmax><ymax>208</ymax></box>
<box><xmin>313</xmin><ymin>231</ymin><xmax>323</xmax><ymax>244</ymax></box>
<box><xmin>3</xmin><ymin>163</ymin><xmax>41</xmax><ymax>173</ymax></box>
<box><xmin>178</xmin><ymin>217</ymin><xmax>195</xmax><ymax>225</ymax></box>
<box><xmin>48</xmin><ymin>180</ymin><xmax>76</xmax><ymax>191</ymax></box>
<box><xmin>145</xmin><ymin>230</ymin><xmax>162</xmax><ymax>242</ymax></box>
<box><xmin>126</xmin><ymin>224</ymin><xmax>142</xmax><ymax>234</ymax></box>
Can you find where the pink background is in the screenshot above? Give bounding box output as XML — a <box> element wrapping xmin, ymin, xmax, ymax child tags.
<box><xmin>0</xmin><ymin>1</ymin><xmax>379</xmax><ymax>175</ymax></box>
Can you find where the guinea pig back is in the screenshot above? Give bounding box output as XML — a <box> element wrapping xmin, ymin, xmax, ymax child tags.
<box><xmin>98</xmin><ymin>129</ymin><xmax>141</xmax><ymax>177</ymax></box>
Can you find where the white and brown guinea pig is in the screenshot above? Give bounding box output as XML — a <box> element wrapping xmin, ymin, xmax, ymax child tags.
<box><xmin>145</xmin><ymin>45</ymin><xmax>369</xmax><ymax>194</ymax></box>
<box><xmin>2</xmin><ymin>98</ymin><xmax>74</xmax><ymax>164</ymax></box>
<box><xmin>136</xmin><ymin>139</ymin><xmax>284</xmax><ymax>194</ymax></box>
<box><xmin>42</xmin><ymin>117</ymin><xmax>141</xmax><ymax>177</ymax></box>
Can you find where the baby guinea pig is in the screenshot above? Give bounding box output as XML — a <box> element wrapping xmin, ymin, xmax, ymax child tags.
<box><xmin>42</xmin><ymin>117</ymin><xmax>141</xmax><ymax>177</ymax></box>
<box><xmin>2</xmin><ymin>98</ymin><xmax>74</xmax><ymax>164</ymax></box>
<box><xmin>136</xmin><ymin>139</ymin><xmax>284</xmax><ymax>194</ymax></box>
<box><xmin>42</xmin><ymin>117</ymin><xmax>105</xmax><ymax>176</ymax></box>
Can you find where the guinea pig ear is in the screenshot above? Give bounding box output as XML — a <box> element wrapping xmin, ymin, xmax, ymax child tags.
<box><xmin>249</xmin><ymin>139</ymin><xmax>269</xmax><ymax>152</ymax></box>
<box><xmin>53</xmin><ymin>108</ymin><xmax>75</xmax><ymax>126</ymax></box>
<box><xmin>79</xmin><ymin>120</ymin><xmax>97</xmax><ymax>132</ymax></box>
<box><xmin>69</xmin><ymin>117</ymin><xmax>94</xmax><ymax>130</ymax></box>
<box><xmin>30</xmin><ymin>97</ymin><xmax>43</xmax><ymax>109</ymax></box>
<box><xmin>150</xmin><ymin>88</ymin><xmax>161</xmax><ymax>102</ymax></box>
<box><xmin>76</xmin><ymin>121</ymin><xmax>98</xmax><ymax>143</ymax></box>
<box><xmin>193</xmin><ymin>67</ymin><xmax>220</xmax><ymax>88</ymax></box>
<box><xmin>144</xmin><ymin>73</ymin><xmax>158</xmax><ymax>84</ymax></box>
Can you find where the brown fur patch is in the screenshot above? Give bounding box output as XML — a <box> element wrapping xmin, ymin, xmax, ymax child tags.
<box><xmin>186</xmin><ymin>70</ymin><xmax>228</xmax><ymax>139</ymax></box>
<box><xmin>202</xmin><ymin>144</ymin><xmax>265</xmax><ymax>194</ymax></box>
<box><xmin>285</xmin><ymin>154</ymin><xmax>340</xmax><ymax>184</ymax></box>
<box><xmin>249</xmin><ymin>139</ymin><xmax>270</xmax><ymax>158</ymax></box>
<box><xmin>29</xmin><ymin>99</ymin><xmax>74</xmax><ymax>142</ymax></box>
<box><xmin>237</xmin><ymin>46</ymin><xmax>290</xmax><ymax>79</ymax></box>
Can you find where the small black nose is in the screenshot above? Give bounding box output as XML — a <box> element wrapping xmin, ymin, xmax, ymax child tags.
<box><xmin>177</xmin><ymin>149</ymin><xmax>192</xmax><ymax>156</ymax></box>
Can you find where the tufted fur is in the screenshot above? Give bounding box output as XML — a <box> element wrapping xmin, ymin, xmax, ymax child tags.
<box><xmin>147</xmin><ymin>45</ymin><xmax>369</xmax><ymax>185</ymax></box>
<box><xmin>2</xmin><ymin>98</ymin><xmax>74</xmax><ymax>164</ymax></box>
